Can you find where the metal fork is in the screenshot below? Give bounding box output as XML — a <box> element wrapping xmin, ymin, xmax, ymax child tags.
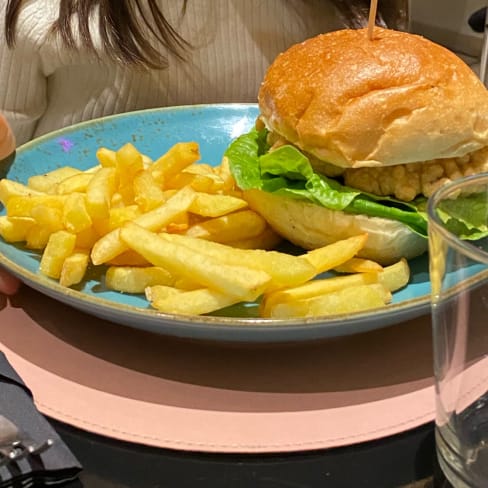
<box><xmin>0</xmin><ymin>414</ymin><xmax>53</xmax><ymax>467</ymax></box>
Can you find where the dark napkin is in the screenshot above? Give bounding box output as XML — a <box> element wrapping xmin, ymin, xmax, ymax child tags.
<box><xmin>0</xmin><ymin>351</ymin><xmax>82</xmax><ymax>487</ymax></box>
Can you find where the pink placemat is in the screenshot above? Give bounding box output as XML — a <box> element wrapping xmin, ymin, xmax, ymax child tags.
<box><xmin>0</xmin><ymin>286</ymin><xmax>435</xmax><ymax>453</ymax></box>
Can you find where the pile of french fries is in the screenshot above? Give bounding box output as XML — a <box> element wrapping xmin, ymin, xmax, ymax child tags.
<box><xmin>0</xmin><ymin>141</ymin><xmax>410</xmax><ymax>319</ymax></box>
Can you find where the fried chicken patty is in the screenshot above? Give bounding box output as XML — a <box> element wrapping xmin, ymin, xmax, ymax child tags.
<box><xmin>343</xmin><ymin>147</ymin><xmax>488</xmax><ymax>201</ymax></box>
<box><xmin>266</xmin><ymin>129</ymin><xmax>488</xmax><ymax>202</ymax></box>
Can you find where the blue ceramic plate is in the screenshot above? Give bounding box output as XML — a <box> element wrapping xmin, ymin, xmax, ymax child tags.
<box><xmin>0</xmin><ymin>104</ymin><xmax>434</xmax><ymax>343</ymax></box>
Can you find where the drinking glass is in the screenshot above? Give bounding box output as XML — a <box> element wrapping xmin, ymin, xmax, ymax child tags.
<box><xmin>428</xmin><ymin>173</ymin><xmax>488</xmax><ymax>487</ymax></box>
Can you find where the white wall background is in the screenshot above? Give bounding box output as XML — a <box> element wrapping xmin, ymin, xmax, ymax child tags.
<box><xmin>410</xmin><ymin>0</ymin><xmax>486</xmax><ymax>57</ymax></box>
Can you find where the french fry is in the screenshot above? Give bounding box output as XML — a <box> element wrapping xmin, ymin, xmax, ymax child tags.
<box><xmin>110</xmin><ymin>192</ymin><xmax>125</xmax><ymax>209</ymax></box>
<box><xmin>146</xmin><ymin>287</ymin><xmax>239</xmax><ymax>315</ymax></box>
<box><xmin>115</xmin><ymin>143</ymin><xmax>144</xmax><ymax>204</ymax></box>
<box><xmin>225</xmin><ymin>226</ymin><xmax>283</xmax><ymax>250</ymax></box>
<box><xmin>25</xmin><ymin>225</ymin><xmax>53</xmax><ymax>249</ymax></box>
<box><xmin>334</xmin><ymin>257</ymin><xmax>383</xmax><ymax>274</ymax></box>
<box><xmin>119</xmin><ymin>222</ymin><xmax>271</xmax><ymax>300</ymax></box>
<box><xmin>39</xmin><ymin>230</ymin><xmax>77</xmax><ymax>279</ymax></box>
<box><xmin>85</xmin><ymin>167</ymin><xmax>117</xmax><ymax>219</ymax></box>
<box><xmin>165</xmin><ymin>212</ymin><xmax>189</xmax><ymax>233</ymax></box>
<box><xmin>378</xmin><ymin>258</ymin><xmax>410</xmax><ymax>292</ymax></box>
<box><xmin>84</xmin><ymin>165</ymin><xmax>102</xmax><ymax>174</ymax></box>
<box><xmin>303</xmin><ymin>234</ymin><xmax>368</xmax><ymax>273</ymax></box>
<box><xmin>96</xmin><ymin>147</ymin><xmax>117</xmax><ymax>167</ymax></box>
<box><xmin>165</xmin><ymin>172</ymin><xmax>216</xmax><ymax>192</ymax></box>
<box><xmin>59</xmin><ymin>250</ymin><xmax>90</xmax><ymax>287</ymax></box>
<box><xmin>105</xmin><ymin>266</ymin><xmax>174</xmax><ymax>293</ymax></box>
<box><xmin>141</xmin><ymin>154</ymin><xmax>153</xmax><ymax>167</ymax></box>
<box><xmin>172</xmin><ymin>277</ymin><xmax>202</xmax><ymax>291</ymax></box>
<box><xmin>115</xmin><ymin>142</ymin><xmax>144</xmax><ymax>173</ymax></box>
<box><xmin>260</xmin><ymin>272</ymin><xmax>379</xmax><ymax>317</ymax></box>
<box><xmin>184</xmin><ymin>163</ymin><xmax>216</xmax><ymax>176</ymax></box>
<box><xmin>108</xmin><ymin>205</ymin><xmax>141</xmax><ymax>231</ymax></box>
<box><xmin>28</xmin><ymin>166</ymin><xmax>81</xmax><ymax>193</ymax></box>
<box><xmin>266</xmin><ymin>284</ymin><xmax>391</xmax><ymax>319</ymax></box>
<box><xmin>90</xmin><ymin>227</ymin><xmax>126</xmax><ymax>265</ymax></box>
<box><xmin>132</xmin><ymin>186</ymin><xmax>195</xmax><ymax>230</ymax></box>
<box><xmin>189</xmin><ymin>192</ymin><xmax>248</xmax><ymax>217</ymax></box>
<box><xmin>6</xmin><ymin>195</ymin><xmax>66</xmax><ymax>217</ymax></box>
<box><xmin>216</xmin><ymin>156</ymin><xmax>235</xmax><ymax>192</ymax></box>
<box><xmin>91</xmin><ymin>217</ymin><xmax>111</xmax><ymax>237</ymax></box>
<box><xmin>0</xmin><ymin>216</ymin><xmax>35</xmax><ymax>242</ymax></box>
<box><xmin>185</xmin><ymin>170</ymin><xmax>225</xmax><ymax>193</ymax></box>
<box><xmin>56</xmin><ymin>173</ymin><xmax>94</xmax><ymax>194</ymax></box>
<box><xmin>62</xmin><ymin>193</ymin><xmax>92</xmax><ymax>233</ymax></box>
<box><xmin>185</xmin><ymin>209</ymin><xmax>267</xmax><ymax>243</ymax></box>
<box><xmin>159</xmin><ymin>232</ymin><xmax>316</xmax><ymax>289</ymax></box>
<box><xmin>30</xmin><ymin>205</ymin><xmax>64</xmax><ymax>233</ymax></box>
<box><xmin>75</xmin><ymin>226</ymin><xmax>99</xmax><ymax>249</ymax></box>
<box><xmin>145</xmin><ymin>284</ymin><xmax>184</xmax><ymax>302</ymax></box>
<box><xmin>107</xmin><ymin>250</ymin><xmax>150</xmax><ymax>266</ymax></box>
<box><xmin>90</xmin><ymin>186</ymin><xmax>196</xmax><ymax>265</ymax></box>
<box><xmin>150</xmin><ymin>142</ymin><xmax>201</xmax><ymax>185</ymax></box>
<box><xmin>0</xmin><ymin>179</ymin><xmax>44</xmax><ymax>205</ymax></box>
<box><xmin>133</xmin><ymin>170</ymin><xmax>165</xmax><ymax>212</ymax></box>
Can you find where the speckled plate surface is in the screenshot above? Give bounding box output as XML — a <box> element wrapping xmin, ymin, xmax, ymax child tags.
<box><xmin>0</xmin><ymin>104</ymin><xmax>436</xmax><ymax>343</ymax></box>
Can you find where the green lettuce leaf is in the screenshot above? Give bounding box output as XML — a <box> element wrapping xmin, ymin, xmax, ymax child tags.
<box><xmin>437</xmin><ymin>194</ymin><xmax>488</xmax><ymax>240</ymax></box>
<box><xmin>225</xmin><ymin>128</ymin><xmax>429</xmax><ymax>237</ymax></box>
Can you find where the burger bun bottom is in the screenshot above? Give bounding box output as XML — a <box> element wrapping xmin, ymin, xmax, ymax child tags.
<box><xmin>243</xmin><ymin>189</ymin><xmax>427</xmax><ymax>265</ymax></box>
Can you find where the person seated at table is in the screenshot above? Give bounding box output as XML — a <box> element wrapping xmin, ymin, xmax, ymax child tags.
<box><xmin>0</xmin><ymin>0</ymin><xmax>407</xmax><ymax>296</ymax></box>
<box><xmin>1</xmin><ymin>0</ymin><xmax>406</xmax><ymax>145</ymax></box>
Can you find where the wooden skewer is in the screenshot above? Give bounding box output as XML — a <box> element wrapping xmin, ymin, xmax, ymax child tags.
<box><xmin>480</xmin><ymin>11</ymin><xmax>488</xmax><ymax>85</ymax></box>
<box><xmin>368</xmin><ymin>0</ymin><xmax>379</xmax><ymax>40</ymax></box>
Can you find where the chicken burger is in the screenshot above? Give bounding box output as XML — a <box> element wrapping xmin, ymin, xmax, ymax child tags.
<box><xmin>225</xmin><ymin>27</ymin><xmax>488</xmax><ymax>264</ymax></box>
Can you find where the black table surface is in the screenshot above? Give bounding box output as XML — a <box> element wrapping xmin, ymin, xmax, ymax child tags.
<box><xmin>47</xmin><ymin>418</ymin><xmax>454</xmax><ymax>488</ymax></box>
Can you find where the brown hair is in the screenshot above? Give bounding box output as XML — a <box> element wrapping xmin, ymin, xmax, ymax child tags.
<box><xmin>329</xmin><ymin>0</ymin><xmax>409</xmax><ymax>30</ymax></box>
<box><xmin>5</xmin><ymin>0</ymin><xmax>191</xmax><ymax>69</ymax></box>
<box><xmin>5</xmin><ymin>1</ymin><xmax>409</xmax><ymax>69</ymax></box>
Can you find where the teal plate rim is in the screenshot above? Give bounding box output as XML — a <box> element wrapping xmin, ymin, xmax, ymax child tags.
<box><xmin>0</xmin><ymin>103</ymin><xmax>434</xmax><ymax>343</ymax></box>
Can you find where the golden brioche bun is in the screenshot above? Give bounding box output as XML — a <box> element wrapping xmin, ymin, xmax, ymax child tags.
<box><xmin>258</xmin><ymin>27</ymin><xmax>488</xmax><ymax>169</ymax></box>
<box><xmin>243</xmin><ymin>189</ymin><xmax>427</xmax><ymax>265</ymax></box>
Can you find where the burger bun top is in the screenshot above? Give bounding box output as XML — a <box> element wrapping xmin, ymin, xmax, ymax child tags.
<box><xmin>258</xmin><ymin>27</ymin><xmax>488</xmax><ymax>169</ymax></box>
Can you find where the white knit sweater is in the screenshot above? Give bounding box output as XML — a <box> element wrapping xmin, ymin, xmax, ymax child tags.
<box><xmin>0</xmin><ymin>0</ymin><xmax>344</xmax><ymax>145</ymax></box>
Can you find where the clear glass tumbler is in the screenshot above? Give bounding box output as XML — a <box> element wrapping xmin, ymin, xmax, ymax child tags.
<box><xmin>428</xmin><ymin>173</ymin><xmax>488</xmax><ymax>487</ymax></box>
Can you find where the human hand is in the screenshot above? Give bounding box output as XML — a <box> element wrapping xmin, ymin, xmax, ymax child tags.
<box><xmin>0</xmin><ymin>114</ymin><xmax>19</xmax><ymax>294</ymax></box>
<box><xmin>0</xmin><ymin>113</ymin><xmax>15</xmax><ymax>161</ymax></box>
<box><xmin>0</xmin><ymin>269</ymin><xmax>20</xmax><ymax>295</ymax></box>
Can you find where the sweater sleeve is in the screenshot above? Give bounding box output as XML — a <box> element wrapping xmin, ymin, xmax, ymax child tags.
<box><xmin>0</xmin><ymin>8</ymin><xmax>47</xmax><ymax>146</ymax></box>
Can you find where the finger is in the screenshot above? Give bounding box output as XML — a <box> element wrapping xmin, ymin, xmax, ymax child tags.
<box><xmin>0</xmin><ymin>114</ymin><xmax>15</xmax><ymax>161</ymax></box>
<box><xmin>0</xmin><ymin>269</ymin><xmax>21</xmax><ymax>295</ymax></box>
